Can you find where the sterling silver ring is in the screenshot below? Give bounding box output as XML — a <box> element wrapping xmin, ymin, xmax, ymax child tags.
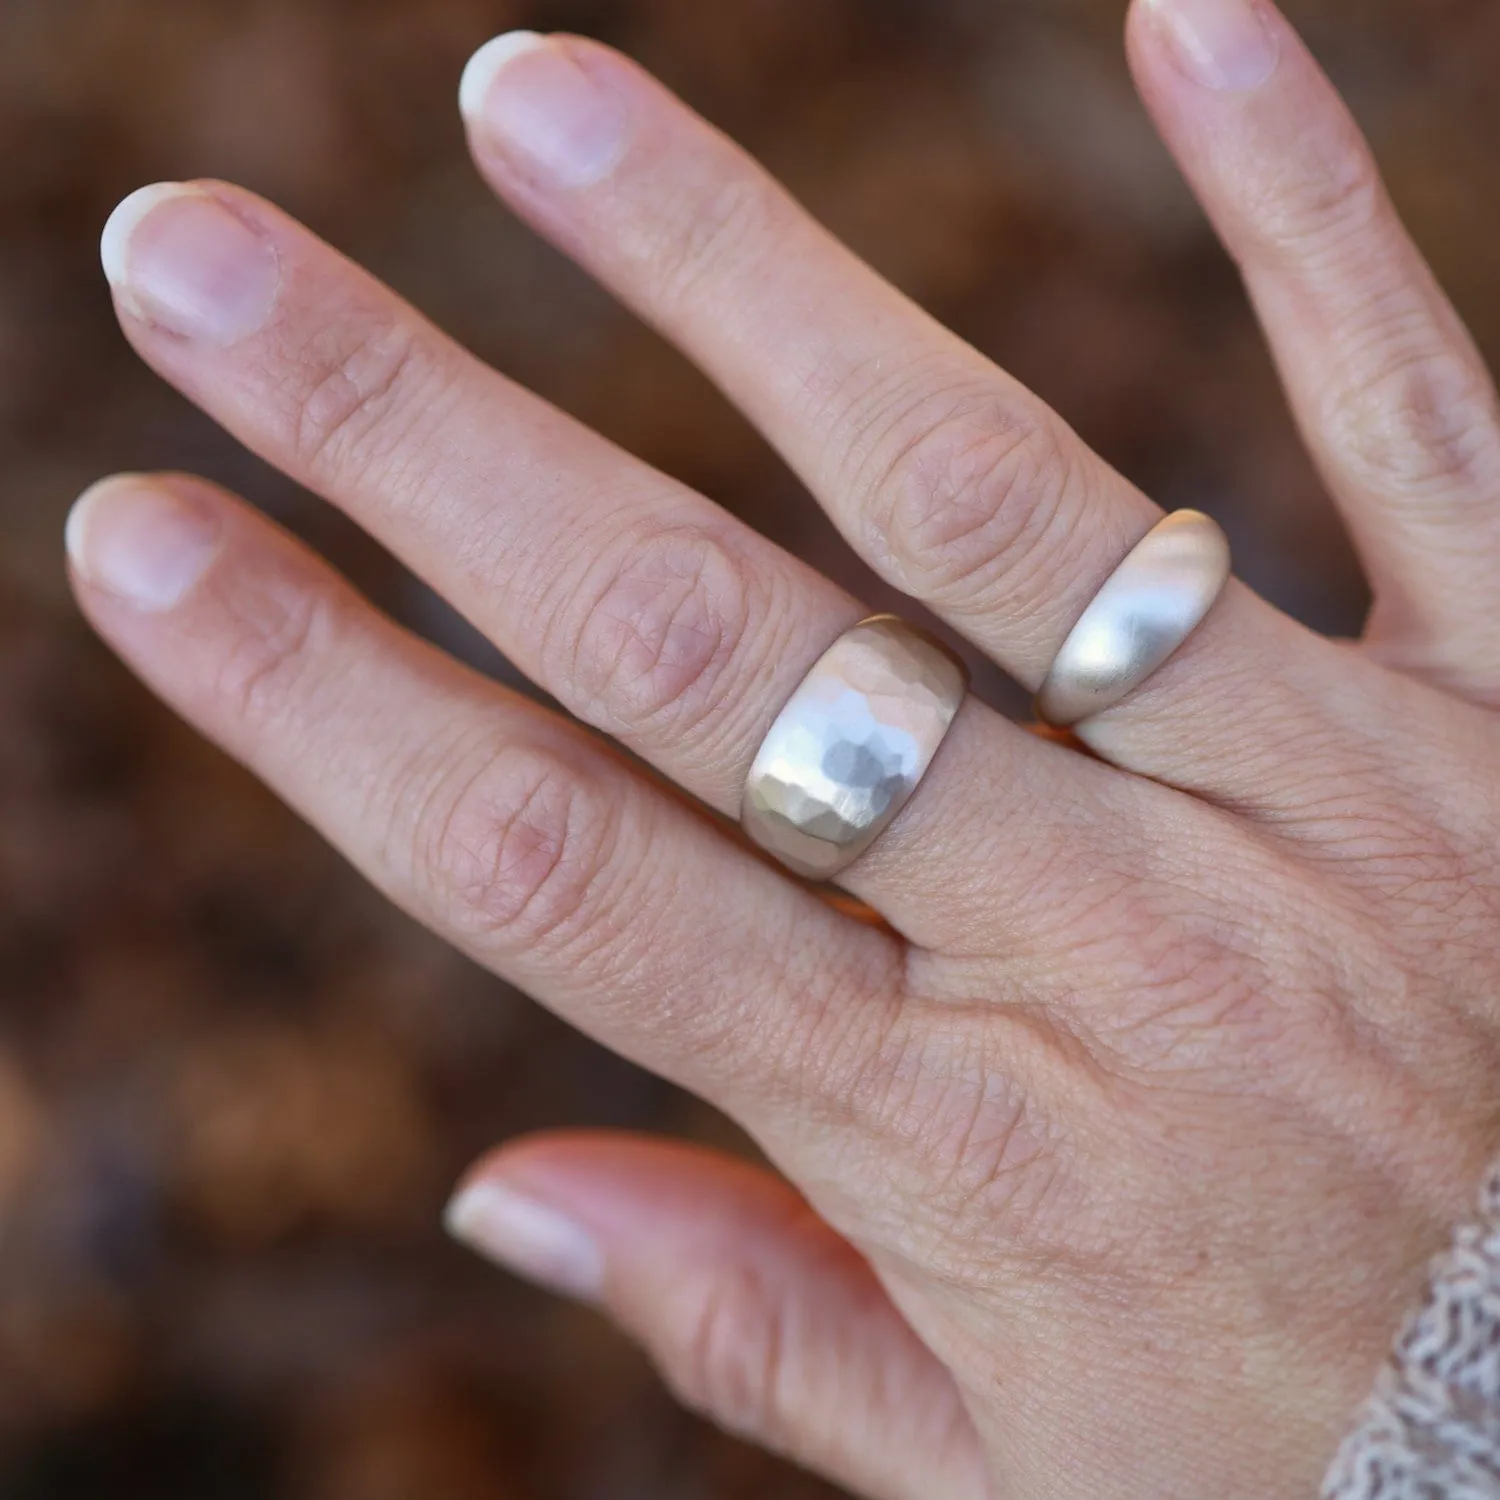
<box><xmin>742</xmin><ymin>616</ymin><xmax>968</xmax><ymax>882</ymax></box>
<box><xmin>1035</xmin><ymin>510</ymin><xmax>1232</xmax><ymax>730</ymax></box>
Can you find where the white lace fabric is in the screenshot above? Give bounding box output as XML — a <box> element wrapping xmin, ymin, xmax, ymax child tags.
<box><xmin>1324</xmin><ymin>1166</ymin><xmax>1500</xmax><ymax>1498</ymax></box>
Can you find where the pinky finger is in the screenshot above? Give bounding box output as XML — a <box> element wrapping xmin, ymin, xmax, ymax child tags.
<box><xmin>447</xmin><ymin>1133</ymin><xmax>989</xmax><ymax>1500</ymax></box>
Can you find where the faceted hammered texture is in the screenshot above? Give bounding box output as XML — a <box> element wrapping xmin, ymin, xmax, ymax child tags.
<box><xmin>743</xmin><ymin>617</ymin><xmax>967</xmax><ymax>881</ymax></box>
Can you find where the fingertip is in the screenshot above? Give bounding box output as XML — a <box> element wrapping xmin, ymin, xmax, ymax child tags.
<box><xmin>1129</xmin><ymin>0</ymin><xmax>1283</xmax><ymax>95</ymax></box>
<box><xmin>458</xmin><ymin>30</ymin><xmax>548</xmax><ymax>120</ymax></box>
<box><xmin>457</xmin><ymin>28</ymin><xmax>631</xmax><ymax>190</ymax></box>
<box><xmin>101</xmin><ymin>183</ymin><xmax>189</xmax><ymax>292</ymax></box>
<box><xmin>67</xmin><ymin>473</ymin><xmax>224</xmax><ymax>613</ymax></box>
<box><xmin>1122</xmin><ymin>0</ymin><xmax>1167</xmax><ymax>80</ymax></box>
<box><xmin>449</xmin><ymin>1133</ymin><xmax>800</xmax><ymax>1263</ymax></box>
<box><xmin>99</xmin><ymin>179</ymin><xmax>283</xmax><ymax>345</ymax></box>
<box><xmin>65</xmin><ymin>474</ymin><xmax>133</xmax><ymax>575</ymax></box>
<box><xmin>444</xmin><ymin>1176</ymin><xmax>606</xmax><ymax>1302</ymax></box>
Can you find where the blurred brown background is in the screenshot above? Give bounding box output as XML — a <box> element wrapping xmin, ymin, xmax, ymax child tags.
<box><xmin>1</xmin><ymin>1</ymin><xmax>1497</xmax><ymax>1495</ymax></box>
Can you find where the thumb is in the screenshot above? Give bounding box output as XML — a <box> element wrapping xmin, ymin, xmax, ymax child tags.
<box><xmin>445</xmin><ymin>1131</ymin><xmax>988</xmax><ymax>1500</ymax></box>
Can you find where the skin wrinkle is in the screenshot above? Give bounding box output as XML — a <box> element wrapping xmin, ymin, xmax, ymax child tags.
<box><xmin>1257</xmin><ymin>716</ymin><xmax>1500</xmax><ymax>897</ymax></box>
<box><xmin>837</xmin><ymin>371</ymin><xmax>1080</xmax><ymax>626</ymax></box>
<box><xmin>833</xmin><ymin>1004</ymin><xmax>1098</xmax><ymax>1270</ymax></box>
<box><xmin>417</xmin><ymin>741</ymin><xmax>617</xmax><ymax>949</ymax></box>
<box><xmin>877</xmin><ymin>404</ymin><xmax>1076</xmax><ymax>607</ymax></box>
<box><xmin>919</xmin><ymin>1073</ymin><xmax>1063</xmax><ymax>1251</ymax></box>
<box><xmin>74</xmin><ymin>9</ymin><xmax>1500</xmax><ymax>1496</ymax></box>
<box><xmin>288</xmin><ymin>312</ymin><xmax>429</xmax><ymax>478</ymax></box>
<box><xmin>1243</xmin><ymin>148</ymin><xmax>1385</xmax><ymax>275</ymax></box>
<box><xmin>234</xmin><ymin>269</ymin><xmax>474</xmax><ymax>513</ymax></box>
<box><xmin>654</xmin><ymin>1218</ymin><xmax>972</xmax><ymax>1499</ymax></box>
<box><xmin>1264</xmin><ymin>295</ymin><xmax>1500</xmax><ymax>595</ymax></box>
<box><xmin>639</xmin><ymin>167</ymin><xmax>783</xmax><ymax>317</ymax></box>
<box><xmin>679</xmin><ymin>1258</ymin><xmax>790</xmax><ymax>1441</ymax></box>
<box><xmin>523</xmin><ymin>478</ymin><xmax>867</xmax><ymax>809</ymax></box>
<box><xmin>823</xmin><ymin>350</ymin><xmax>966</xmax><ymax>526</ymax></box>
<box><xmin>1207</xmin><ymin>78</ymin><xmax>1384</xmax><ymax>270</ymax></box>
<box><xmin>1268</xmin><ymin>235</ymin><xmax>1500</xmax><ymax>498</ymax></box>
<box><xmin>1122</xmin><ymin>644</ymin><xmax>1447</xmax><ymax>829</ymax></box>
<box><xmin>698</xmin><ymin>900</ymin><xmax>907</xmax><ymax>1111</ymax></box>
<box><xmin>563</xmin><ymin>522</ymin><xmax>753</xmax><ymax>735</ymax></box>
<box><xmin>208</xmin><ymin>548</ymin><xmax>337</xmax><ymax>730</ymax></box>
<box><xmin>1317</xmin><ymin>347</ymin><xmax>1500</xmax><ymax>501</ymax></box>
<box><xmin>584</xmin><ymin>836</ymin><xmax>764</xmax><ymax>1055</ymax></box>
<box><xmin>789</xmin><ymin>340</ymin><xmax>905</xmax><ymax>457</ymax></box>
<box><xmin>374</xmin><ymin>706</ymin><xmax>519</xmax><ymax>886</ymax></box>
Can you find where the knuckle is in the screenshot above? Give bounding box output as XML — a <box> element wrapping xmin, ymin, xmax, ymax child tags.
<box><xmin>854</xmin><ymin>383</ymin><xmax>1073</xmax><ymax>601</ymax></box>
<box><xmin>559</xmin><ymin>524</ymin><xmax>756</xmax><ymax>736</ymax></box>
<box><xmin>1248</xmin><ymin>123</ymin><xmax>1384</xmax><ymax>261</ymax></box>
<box><xmin>665</xmin><ymin>1263</ymin><xmax>792</xmax><ymax>1445</ymax></box>
<box><xmin>286</xmin><ymin>309</ymin><xmax>447</xmax><ymax>480</ymax></box>
<box><xmin>1324</xmin><ymin>347</ymin><xmax>1500</xmax><ymax>498</ymax></box>
<box><xmin>645</xmin><ymin>171</ymin><xmax>779</xmax><ymax>310</ymax></box>
<box><xmin>213</xmin><ymin>573</ymin><xmax>333</xmax><ymax>726</ymax></box>
<box><xmin>410</xmin><ymin>744</ymin><xmax>622</xmax><ymax>949</ymax></box>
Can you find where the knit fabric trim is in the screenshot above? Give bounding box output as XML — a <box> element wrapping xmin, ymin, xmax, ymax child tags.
<box><xmin>1323</xmin><ymin>1165</ymin><xmax>1500</xmax><ymax>1498</ymax></box>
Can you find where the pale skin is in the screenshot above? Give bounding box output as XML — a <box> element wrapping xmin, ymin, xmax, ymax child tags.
<box><xmin>65</xmin><ymin>0</ymin><xmax>1500</xmax><ymax>1495</ymax></box>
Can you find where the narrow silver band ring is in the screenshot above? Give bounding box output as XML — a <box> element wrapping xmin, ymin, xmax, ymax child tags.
<box><xmin>742</xmin><ymin>616</ymin><xmax>968</xmax><ymax>882</ymax></box>
<box><xmin>1035</xmin><ymin>510</ymin><xmax>1232</xmax><ymax>730</ymax></box>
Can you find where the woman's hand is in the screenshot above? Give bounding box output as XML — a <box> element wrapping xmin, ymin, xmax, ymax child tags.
<box><xmin>68</xmin><ymin>2</ymin><xmax>1500</xmax><ymax>1496</ymax></box>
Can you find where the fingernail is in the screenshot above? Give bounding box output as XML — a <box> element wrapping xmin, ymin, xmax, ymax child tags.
<box><xmin>1147</xmin><ymin>0</ymin><xmax>1281</xmax><ymax>91</ymax></box>
<box><xmin>101</xmin><ymin>183</ymin><xmax>282</xmax><ymax>343</ymax></box>
<box><xmin>67</xmin><ymin>477</ymin><xmax>223</xmax><ymax>612</ymax></box>
<box><xmin>459</xmin><ymin>32</ymin><xmax>630</xmax><ymax>188</ymax></box>
<box><xmin>445</xmin><ymin>1181</ymin><xmax>605</xmax><ymax>1302</ymax></box>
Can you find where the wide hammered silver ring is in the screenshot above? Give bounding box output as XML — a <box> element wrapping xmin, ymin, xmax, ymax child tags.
<box><xmin>742</xmin><ymin>616</ymin><xmax>968</xmax><ymax>883</ymax></box>
<box><xmin>1036</xmin><ymin>510</ymin><xmax>1232</xmax><ymax>730</ymax></box>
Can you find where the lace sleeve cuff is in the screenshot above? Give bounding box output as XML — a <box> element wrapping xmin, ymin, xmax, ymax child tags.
<box><xmin>1323</xmin><ymin>1165</ymin><xmax>1500</xmax><ymax>1498</ymax></box>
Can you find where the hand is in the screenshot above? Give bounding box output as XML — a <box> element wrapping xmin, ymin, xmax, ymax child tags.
<box><xmin>68</xmin><ymin>3</ymin><xmax>1500</xmax><ymax>1496</ymax></box>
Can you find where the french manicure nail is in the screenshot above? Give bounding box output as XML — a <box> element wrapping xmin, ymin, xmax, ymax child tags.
<box><xmin>101</xmin><ymin>183</ymin><xmax>282</xmax><ymax>343</ymax></box>
<box><xmin>459</xmin><ymin>32</ymin><xmax>630</xmax><ymax>188</ymax></box>
<box><xmin>1148</xmin><ymin>0</ymin><xmax>1281</xmax><ymax>91</ymax></box>
<box><xmin>445</xmin><ymin>1181</ymin><xmax>605</xmax><ymax>1302</ymax></box>
<box><xmin>66</xmin><ymin>477</ymin><xmax>223</xmax><ymax>612</ymax></box>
